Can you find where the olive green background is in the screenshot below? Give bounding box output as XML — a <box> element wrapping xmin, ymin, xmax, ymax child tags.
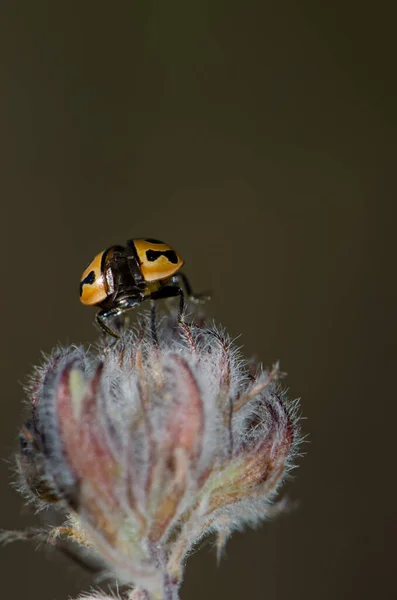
<box><xmin>0</xmin><ymin>2</ymin><xmax>395</xmax><ymax>599</ymax></box>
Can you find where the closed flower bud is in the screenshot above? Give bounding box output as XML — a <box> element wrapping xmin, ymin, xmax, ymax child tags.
<box><xmin>8</xmin><ymin>313</ymin><xmax>301</xmax><ymax>600</ymax></box>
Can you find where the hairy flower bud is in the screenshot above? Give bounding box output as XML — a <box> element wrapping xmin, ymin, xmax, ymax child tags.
<box><xmin>7</xmin><ymin>312</ymin><xmax>301</xmax><ymax>600</ymax></box>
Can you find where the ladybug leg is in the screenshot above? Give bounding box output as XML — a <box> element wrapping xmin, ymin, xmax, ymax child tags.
<box><xmin>97</xmin><ymin>297</ymin><xmax>142</xmax><ymax>341</ymax></box>
<box><xmin>174</xmin><ymin>272</ymin><xmax>193</xmax><ymax>296</ymax></box>
<box><xmin>149</xmin><ymin>300</ymin><xmax>159</xmax><ymax>345</ymax></box>
<box><xmin>96</xmin><ymin>308</ymin><xmax>123</xmax><ymax>341</ymax></box>
<box><xmin>170</xmin><ymin>273</ymin><xmax>211</xmax><ymax>304</ymax></box>
<box><xmin>150</xmin><ymin>286</ymin><xmax>185</xmax><ymax>322</ymax></box>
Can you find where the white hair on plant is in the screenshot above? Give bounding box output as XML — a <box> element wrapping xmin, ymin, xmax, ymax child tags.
<box><xmin>3</xmin><ymin>310</ymin><xmax>302</xmax><ymax>600</ymax></box>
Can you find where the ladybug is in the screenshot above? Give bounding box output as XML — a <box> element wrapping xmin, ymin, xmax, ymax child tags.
<box><xmin>80</xmin><ymin>238</ymin><xmax>203</xmax><ymax>340</ymax></box>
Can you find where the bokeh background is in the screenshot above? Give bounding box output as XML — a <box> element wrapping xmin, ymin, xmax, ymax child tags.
<box><xmin>0</xmin><ymin>2</ymin><xmax>395</xmax><ymax>599</ymax></box>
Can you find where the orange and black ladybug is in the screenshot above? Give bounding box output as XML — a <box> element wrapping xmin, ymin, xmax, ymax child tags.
<box><xmin>80</xmin><ymin>238</ymin><xmax>204</xmax><ymax>340</ymax></box>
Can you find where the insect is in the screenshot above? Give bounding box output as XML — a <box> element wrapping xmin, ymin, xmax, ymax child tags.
<box><xmin>80</xmin><ymin>238</ymin><xmax>204</xmax><ymax>340</ymax></box>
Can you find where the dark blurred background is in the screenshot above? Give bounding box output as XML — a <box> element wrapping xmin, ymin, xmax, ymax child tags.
<box><xmin>0</xmin><ymin>2</ymin><xmax>395</xmax><ymax>599</ymax></box>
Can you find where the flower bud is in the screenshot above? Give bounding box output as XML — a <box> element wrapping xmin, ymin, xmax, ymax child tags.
<box><xmin>12</xmin><ymin>313</ymin><xmax>301</xmax><ymax>600</ymax></box>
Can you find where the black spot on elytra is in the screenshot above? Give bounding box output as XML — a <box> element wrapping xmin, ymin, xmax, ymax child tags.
<box><xmin>80</xmin><ymin>270</ymin><xmax>96</xmax><ymax>296</ymax></box>
<box><xmin>145</xmin><ymin>238</ymin><xmax>164</xmax><ymax>244</ymax></box>
<box><xmin>146</xmin><ymin>249</ymin><xmax>178</xmax><ymax>264</ymax></box>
